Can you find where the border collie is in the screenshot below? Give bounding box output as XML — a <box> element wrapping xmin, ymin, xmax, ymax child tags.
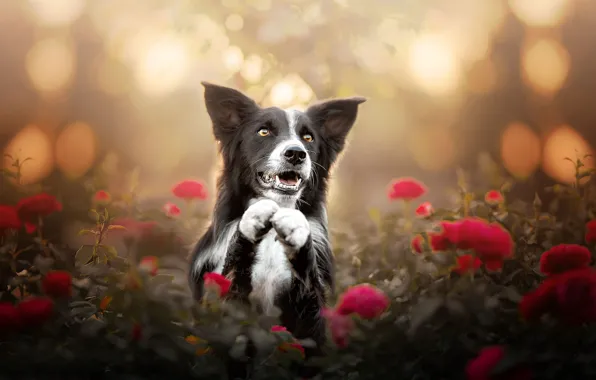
<box><xmin>189</xmin><ymin>82</ymin><xmax>365</xmax><ymax>372</ymax></box>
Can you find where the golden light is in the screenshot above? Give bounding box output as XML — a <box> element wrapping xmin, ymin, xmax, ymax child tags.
<box><xmin>26</xmin><ymin>0</ymin><xmax>85</xmax><ymax>27</ymax></box>
<box><xmin>241</xmin><ymin>55</ymin><xmax>264</xmax><ymax>83</ymax></box>
<box><xmin>247</xmin><ymin>0</ymin><xmax>272</xmax><ymax>12</ymax></box>
<box><xmin>131</xmin><ymin>127</ymin><xmax>186</xmax><ymax>173</ymax></box>
<box><xmin>521</xmin><ymin>37</ymin><xmax>570</xmax><ymax>96</ymax></box>
<box><xmin>542</xmin><ymin>125</ymin><xmax>594</xmax><ymax>184</ymax></box>
<box><xmin>55</xmin><ymin>122</ymin><xmax>98</xmax><ymax>180</ymax></box>
<box><xmin>225</xmin><ymin>14</ymin><xmax>244</xmax><ymax>31</ymax></box>
<box><xmin>467</xmin><ymin>59</ymin><xmax>497</xmax><ymax>94</ymax></box>
<box><xmin>269</xmin><ymin>81</ymin><xmax>295</xmax><ymax>108</ymax></box>
<box><xmin>500</xmin><ymin>122</ymin><xmax>541</xmax><ymax>179</ymax></box>
<box><xmin>408</xmin><ymin>127</ymin><xmax>456</xmax><ymax>171</ymax></box>
<box><xmin>222</xmin><ymin>46</ymin><xmax>245</xmax><ymax>73</ymax></box>
<box><xmin>3</xmin><ymin>125</ymin><xmax>54</xmax><ymax>185</ymax></box>
<box><xmin>408</xmin><ymin>33</ymin><xmax>461</xmax><ymax>96</ymax></box>
<box><xmin>95</xmin><ymin>57</ymin><xmax>131</xmax><ymax>95</ymax></box>
<box><xmin>133</xmin><ymin>33</ymin><xmax>190</xmax><ymax>97</ymax></box>
<box><xmin>26</xmin><ymin>37</ymin><xmax>75</xmax><ymax>94</ymax></box>
<box><xmin>509</xmin><ymin>0</ymin><xmax>572</xmax><ymax>27</ymax></box>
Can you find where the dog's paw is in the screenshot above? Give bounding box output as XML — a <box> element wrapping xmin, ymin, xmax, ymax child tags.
<box><xmin>271</xmin><ymin>208</ymin><xmax>311</xmax><ymax>251</ymax></box>
<box><xmin>239</xmin><ymin>199</ymin><xmax>280</xmax><ymax>242</ymax></box>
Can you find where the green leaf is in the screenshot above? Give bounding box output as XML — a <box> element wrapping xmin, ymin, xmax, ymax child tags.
<box><xmin>408</xmin><ymin>296</ymin><xmax>444</xmax><ymax>336</ymax></box>
<box><xmin>75</xmin><ymin>245</ymin><xmax>95</xmax><ymax>265</ymax></box>
<box><xmin>368</xmin><ymin>208</ymin><xmax>382</xmax><ymax>229</ymax></box>
<box><xmin>108</xmin><ymin>256</ymin><xmax>129</xmax><ymax>272</ymax></box>
<box><xmin>107</xmin><ymin>224</ymin><xmax>126</xmax><ymax>231</ymax></box>
<box><xmin>78</xmin><ymin>229</ymin><xmax>96</xmax><ymax>236</ymax></box>
<box><xmin>99</xmin><ymin>244</ymin><xmax>118</xmax><ymax>258</ymax></box>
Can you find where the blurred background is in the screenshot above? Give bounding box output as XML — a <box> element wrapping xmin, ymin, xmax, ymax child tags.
<box><xmin>1</xmin><ymin>0</ymin><xmax>595</xmax><ymax>225</ymax></box>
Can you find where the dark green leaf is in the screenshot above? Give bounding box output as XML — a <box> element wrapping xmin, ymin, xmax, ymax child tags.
<box><xmin>408</xmin><ymin>296</ymin><xmax>444</xmax><ymax>336</ymax></box>
<box><xmin>75</xmin><ymin>245</ymin><xmax>95</xmax><ymax>265</ymax></box>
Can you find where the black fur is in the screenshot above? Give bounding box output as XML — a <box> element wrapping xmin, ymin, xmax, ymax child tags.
<box><xmin>189</xmin><ymin>82</ymin><xmax>365</xmax><ymax>377</ymax></box>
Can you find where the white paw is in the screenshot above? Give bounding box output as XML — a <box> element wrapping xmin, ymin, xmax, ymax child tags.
<box><xmin>239</xmin><ymin>199</ymin><xmax>280</xmax><ymax>242</ymax></box>
<box><xmin>271</xmin><ymin>208</ymin><xmax>311</xmax><ymax>251</ymax></box>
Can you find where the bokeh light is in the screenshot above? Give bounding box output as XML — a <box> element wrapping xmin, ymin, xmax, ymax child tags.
<box><xmin>542</xmin><ymin>125</ymin><xmax>594</xmax><ymax>184</ymax></box>
<box><xmin>55</xmin><ymin>122</ymin><xmax>98</xmax><ymax>180</ymax></box>
<box><xmin>3</xmin><ymin>125</ymin><xmax>54</xmax><ymax>185</ymax></box>
<box><xmin>133</xmin><ymin>33</ymin><xmax>190</xmax><ymax>97</ymax></box>
<box><xmin>408</xmin><ymin>33</ymin><xmax>461</xmax><ymax>96</ymax></box>
<box><xmin>509</xmin><ymin>0</ymin><xmax>572</xmax><ymax>27</ymax></box>
<box><xmin>26</xmin><ymin>0</ymin><xmax>85</xmax><ymax>27</ymax></box>
<box><xmin>26</xmin><ymin>37</ymin><xmax>76</xmax><ymax>94</ymax></box>
<box><xmin>500</xmin><ymin>122</ymin><xmax>542</xmax><ymax>179</ymax></box>
<box><xmin>408</xmin><ymin>127</ymin><xmax>456</xmax><ymax>171</ymax></box>
<box><xmin>222</xmin><ymin>46</ymin><xmax>245</xmax><ymax>73</ymax></box>
<box><xmin>269</xmin><ymin>80</ymin><xmax>295</xmax><ymax>108</ymax></box>
<box><xmin>225</xmin><ymin>14</ymin><xmax>244</xmax><ymax>31</ymax></box>
<box><xmin>521</xmin><ymin>37</ymin><xmax>570</xmax><ymax>96</ymax></box>
<box><xmin>241</xmin><ymin>55</ymin><xmax>265</xmax><ymax>83</ymax></box>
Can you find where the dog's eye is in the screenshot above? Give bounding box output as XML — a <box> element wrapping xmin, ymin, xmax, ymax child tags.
<box><xmin>258</xmin><ymin>128</ymin><xmax>270</xmax><ymax>137</ymax></box>
<box><xmin>302</xmin><ymin>134</ymin><xmax>313</xmax><ymax>142</ymax></box>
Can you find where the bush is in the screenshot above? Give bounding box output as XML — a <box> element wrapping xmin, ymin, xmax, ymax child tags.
<box><xmin>1</xmin><ymin>156</ymin><xmax>596</xmax><ymax>380</ymax></box>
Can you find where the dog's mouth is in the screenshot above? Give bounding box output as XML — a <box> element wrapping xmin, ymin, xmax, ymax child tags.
<box><xmin>258</xmin><ymin>171</ymin><xmax>303</xmax><ymax>192</ymax></box>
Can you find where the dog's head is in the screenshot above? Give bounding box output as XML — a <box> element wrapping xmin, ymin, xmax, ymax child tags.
<box><xmin>202</xmin><ymin>82</ymin><xmax>365</xmax><ymax>206</ymax></box>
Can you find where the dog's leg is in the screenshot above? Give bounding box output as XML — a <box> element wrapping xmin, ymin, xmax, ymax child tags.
<box><xmin>270</xmin><ymin>208</ymin><xmax>314</xmax><ymax>279</ymax></box>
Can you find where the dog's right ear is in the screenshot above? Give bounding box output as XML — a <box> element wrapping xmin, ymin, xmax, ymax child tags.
<box><xmin>202</xmin><ymin>82</ymin><xmax>259</xmax><ymax>141</ymax></box>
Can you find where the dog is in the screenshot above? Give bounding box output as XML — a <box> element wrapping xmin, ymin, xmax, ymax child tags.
<box><xmin>189</xmin><ymin>82</ymin><xmax>365</xmax><ymax>376</ymax></box>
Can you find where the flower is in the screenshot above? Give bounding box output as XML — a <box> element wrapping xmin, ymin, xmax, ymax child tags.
<box><xmin>322</xmin><ymin>308</ymin><xmax>354</xmax><ymax>348</ymax></box>
<box><xmin>17</xmin><ymin>297</ymin><xmax>54</xmax><ymax>327</ymax></box>
<box><xmin>539</xmin><ymin>244</ymin><xmax>591</xmax><ymax>276</ymax></box>
<box><xmin>387</xmin><ymin>177</ymin><xmax>427</xmax><ymax>201</ymax></box>
<box><xmin>203</xmin><ymin>272</ymin><xmax>232</xmax><ymax>297</ymax></box>
<box><xmin>0</xmin><ymin>205</ymin><xmax>21</xmax><ymax>232</ymax></box>
<box><xmin>0</xmin><ymin>302</ymin><xmax>21</xmax><ymax>332</ymax></box>
<box><xmin>586</xmin><ymin>220</ymin><xmax>596</xmax><ymax>244</ymax></box>
<box><xmin>520</xmin><ymin>268</ymin><xmax>596</xmax><ymax>325</ymax></box>
<box><xmin>270</xmin><ymin>325</ymin><xmax>305</xmax><ymax>358</ymax></box>
<box><xmin>41</xmin><ymin>271</ymin><xmax>72</xmax><ymax>298</ymax></box>
<box><xmin>99</xmin><ymin>296</ymin><xmax>112</xmax><ymax>311</ymax></box>
<box><xmin>271</xmin><ymin>325</ymin><xmax>288</xmax><ymax>333</ymax></box>
<box><xmin>16</xmin><ymin>193</ymin><xmax>62</xmax><ymax>218</ymax></box>
<box><xmin>93</xmin><ymin>190</ymin><xmax>111</xmax><ymax>205</ymax></box>
<box><xmin>411</xmin><ymin>235</ymin><xmax>423</xmax><ymax>253</ymax></box>
<box><xmin>163</xmin><ymin>202</ymin><xmax>181</xmax><ymax>218</ymax></box>
<box><xmin>335</xmin><ymin>283</ymin><xmax>389</xmax><ymax>319</ymax></box>
<box><xmin>172</xmin><ymin>179</ymin><xmax>208</xmax><ymax>200</ymax></box>
<box><xmin>138</xmin><ymin>256</ymin><xmax>159</xmax><ymax>276</ymax></box>
<box><xmin>453</xmin><ymin>254</ymin><xmax>482</xmax><ymax>275</ymax></box>
<box><xmin>415</xmin><ymin>201</ymin><xmax>433</xmax><ymax>218</ymax></box>
<box><xmin>466</xmin><ymin>345</ymin><xmax>532</xmax><ymax>380</ymax></box>
<box><xmin>484</xmin><ymin>190</ymin><xmax>504</xmax><ymax>205</ymax></box>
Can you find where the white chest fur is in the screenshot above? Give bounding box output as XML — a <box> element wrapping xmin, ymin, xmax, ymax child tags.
<box><xmin>250</xmin><ymin>229</ymin><xmax>293</xmax><ymax>314</ymax></box>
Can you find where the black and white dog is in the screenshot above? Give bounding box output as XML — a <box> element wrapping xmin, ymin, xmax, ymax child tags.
<box><xmin>189</xmin><ymin>82</ymin><xmax>365</xmax><ymax>362</ymax></box>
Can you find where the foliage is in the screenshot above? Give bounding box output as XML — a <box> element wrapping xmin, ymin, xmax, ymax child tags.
<box><xmin>1</xmin><ymin>155</ymin><xmax>596</xmax><ymax>380</ymax></box>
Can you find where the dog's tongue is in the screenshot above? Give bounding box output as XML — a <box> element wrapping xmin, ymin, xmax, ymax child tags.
<box><xmin>279</xmin><ymin>177</ymin><xmax>298</xmax><ymax>185</ymax></box>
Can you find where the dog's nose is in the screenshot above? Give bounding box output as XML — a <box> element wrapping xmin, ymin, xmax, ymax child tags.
<box><xmin>282</xmin><ymin>145</ymin><xmax>307</xmax><ymax>165</ymax></box>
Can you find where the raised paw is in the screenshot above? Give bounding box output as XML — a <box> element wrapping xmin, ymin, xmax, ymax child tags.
<box><xmin>271</xmin><ymin>208</ymin><xmax>311</xmax><ymax>251</ymax></box>
<box><xmin>238</xmin><ymin>199</ymin><xmax>280</xmax><ymax>242</ymax></box>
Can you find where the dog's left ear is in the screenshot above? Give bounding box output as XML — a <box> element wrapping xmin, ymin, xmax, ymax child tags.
<box><xmin>306</xmin><ymin>97</ymin><xmax>366</xmax><ymax>147</ymax></box>
<box><xmin>202</xmin><ymin>81</ymin><xmax>260</xmax><ymax>141</ymax></box>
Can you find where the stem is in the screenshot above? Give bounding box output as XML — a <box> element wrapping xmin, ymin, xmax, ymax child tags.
<box><xmin>403</xmin><ymin>201</ymin><xmax>412</xmax><ymax>233</ymax></box>
<box><xmin>36</xmin><ymin>215</ymin><xmax>43</xmax><ymax>242</ymax></box>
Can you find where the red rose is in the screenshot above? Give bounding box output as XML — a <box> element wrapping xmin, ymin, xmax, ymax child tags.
<box><xmin>586</xmin><ymin>220</ymin><xmax>596</xmax><ymax>244</ymax></box>
<box><xmin>387</xmin><ymin>177</ymin><xmax>427</xmax><ymax>201</ymax></box>
<box><xmin>0</xmin><ymin>302</ymin><xmax>21</xmax><ymax>332</ymax></box>
<box><xmin>93</xmin><ymin>190</ymin><xmax>111</xmax><ymax>204</ymax></box>
<box><xmin>484</xmin><ymin>190</ymin><xmax>504</xmax><ymax>205</ymax></box>
<box><xmin>539</xmin><ymin>244</ymin><xmax>591</xmax><ymax>276</ymax></box>
<box><xmin>321</xmin><ymin>308</ymin><xmax>354</xmax><ymax>348</ymax></box>
<box><xmin>203</xmin><ymin>272</ymin><xmax>232</xmax><ymax>297</ymax></box>
<box><xmin>42</xmin><ymin>270</ymin><xmax>73</xmax><ymax>298</ymax></box>
<box><xmin>453</xmin><ymin>254</ymin><xmax>482</xmax><ymax>275</ymax></box>
<box><xmin>163</xmin><ymin>202</ymin><xmax>181</xmax><ymax>218</ymax></box>
<box><xmin>520</xmin><ymin>268</ymin><xmax>596</xmax><ymax>325</ymax></box>
<box><xmin>279</xmin><ymin>341</ymin><xmax>305</xmax><ymax>358</ymax></box>
<box><xmin>415</xmin><ymin>201</ymin><xmax>433</xmax><ymax>218</ymax></box>
<box><xmin>429</xmin><ymin>232</ymin><xmax>450</xmax><ymax>251</ymax></box>
<box><xmin>0</xmin><ymin>205</ymin><xmax>22</xmax><ymax>232</ymax></box>
<box><xmin>17</xmin><ymin>297</ymin><xmax>54</xmax><ymax>327</ymax></box>
<box><xmin>16</xmin><ymin>193</ymin><xmax>62</xmax><ymax>233</ymax></box>
<box><xmin>411</xmin><ymin>235</ymin><xmax>423</xmax><ymax>253</ymax></box>
<box><xmin>335</xmin><ymin>283</ymin><xmax>389</xmax><ymax>319</ymax></box>
<box><xmin>466</xmin><ymin>345</ymin><xmax>532</xmax><ymax>380</ymax></box>
<box><xmin>271</xmin><ymin>325</ymin><xmax>288</xmax><ymax>333</ymax></box>
<box><xmin>172</xmin><ymin>179</ymin><xmax>208</xmax><ymax>200</ymax></box>
<box><xmin>138</xmin><ymin>256</ymin><xmax>159</xmax><ymax>276</ymax></box>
